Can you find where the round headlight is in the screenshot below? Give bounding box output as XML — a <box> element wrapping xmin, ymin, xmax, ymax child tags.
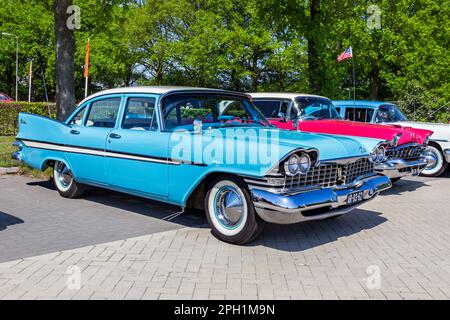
<box><xmin>298</xmin><ymin>154</ymin><xmax>311</xmax><ymax>175</ymax></box>
<box><xmin>284</xmin><ymin>155</ymin><xmax>300</xmax><ymax>176</ymax></box>
<box><xmin>376</xmin><ymin>146</ymin><xmax>385</xmax><ymax>162</ymax></box>
<box><xmin>370</xmin><ymin>149</ymin><xmax>378</xmax><ymax>162</ymax></box>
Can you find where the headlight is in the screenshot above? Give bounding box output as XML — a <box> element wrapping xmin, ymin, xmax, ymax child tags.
<box><xmin>284</xmin><ymin>153</ymin><xmax>311</xmax><ymax>176</ymax></box>
<box><xmin>376</xmin><ymin>146</ymin><xmax>385</xmax><ymax>162</ymax></box>
<box><xmin>298</xmin><ymin>154</ymin><xmax>311</xmax><ymax>175</ymax></box>
<box><xmin>370</xmin><ymin>146</ymin><xmax>386</xmax><ymax>163</ymax></box>
<box><xmin>284</xmin><ymin>154</ymin><xmax>300</xmax><ymax>176</ymax></box>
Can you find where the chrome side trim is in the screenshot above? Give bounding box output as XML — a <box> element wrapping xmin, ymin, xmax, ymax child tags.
<box><xmin>20</xmin><ymin>140</ymin><xmax>181</xmax><ymax>165</ymax></box>
<box><xmin>251</xmin><ymin>175</ymin><xmax>392</xmax><ymax>224</ymax></box>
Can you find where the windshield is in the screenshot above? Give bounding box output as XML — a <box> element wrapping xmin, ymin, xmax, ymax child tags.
<box><xmin>375</xmin><ymin>104</ymin><xmax>408</xmax><ymax>123</ymax></box>
<box><xmin>294</xmin><ymin>97</ymin><xmax>341</xmax><ymax>120</ymax></box>
<box><xmin>161</xmin><ymin>94</ymin><xmax>270</xmax><ymax>131</ymax></box>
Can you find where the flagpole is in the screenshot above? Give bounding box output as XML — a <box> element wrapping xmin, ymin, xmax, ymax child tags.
<box><xmin>351</xmin><ymin>47</ymin><xmax>356</xmax><ymax>106</ymax></box>
<box><xmin>84</xmin><ymin>76</ymin><xmax>88</xmax><ymax>98</ymax></box>
<box><xmin>84</xmin><ymin>38</ymin><xmax>90</xmax><ymax>98</ymax></box>
<box><xmin>28</xmin><ymin>60</ymin><xmax>32</xmax><ymax>102</ymax></box>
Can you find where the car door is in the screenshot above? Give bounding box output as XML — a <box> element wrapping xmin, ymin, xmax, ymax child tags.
<box><xmin>105</xmin><ymin>95</ymin><xmax>169</xmax><ymax>197</ymax></box>
<box><xmin>65</xmin><ymin>96</ymin><xmax>122</xmax><ymax>184</ymax></box>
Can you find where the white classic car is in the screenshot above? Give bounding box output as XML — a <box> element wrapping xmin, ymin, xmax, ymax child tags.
<box><xmin>333</xmin><ymin>100</ymin><xmax>450</xmax><ymax>177</ymax></box>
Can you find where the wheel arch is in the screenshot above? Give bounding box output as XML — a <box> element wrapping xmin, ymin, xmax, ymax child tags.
<box><xmin>185</xmin><ymin>172</ymin><xmax>245</xmax><ymax>211</ymax></box>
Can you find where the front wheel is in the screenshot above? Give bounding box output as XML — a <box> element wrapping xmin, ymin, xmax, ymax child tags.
<box><xmin>53</xmin><ymin>161</ymin><xmax>85</xmax><ymax>198</ymax></box>
<box><xmin>205</xmin><ymin>176</ymin><xmax>264</xmax><ymax>245</ymax></box>
<box><xmin>421</xmin><ymin>145</ymin><xmax>448</xmax><ymax>177</ymax></box>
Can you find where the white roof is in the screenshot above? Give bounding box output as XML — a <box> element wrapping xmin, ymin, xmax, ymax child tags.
<box><xmin>249</xmin><ymin>92</ymin><xmax>329</xmax><ymax>100</ymax></box>
<box><xmin>79</xmin><ymin>86</ymin><xmax>246</xmax><ymax>105</ymax></box>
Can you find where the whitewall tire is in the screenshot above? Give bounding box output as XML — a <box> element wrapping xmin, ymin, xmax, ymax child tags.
<box><xmin>205</xmin><ymin>176</ymin><xmax>264</xmax><ymax>244</ymax></box>
<box><xmin>53</xmin><ymin>161</ymin><xmax>85</xmax><ymax>198</ymax></box>
<box><xmin>421</xmin><ymin>145</ymin><xmax>448</xmax><ymax>177</ymax></box>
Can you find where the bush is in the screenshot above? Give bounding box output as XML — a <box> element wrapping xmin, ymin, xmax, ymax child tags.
<box><xmin>0</xmin><ymin>102</ymin><xmax>56</xmax><ymax>135</ymax></box>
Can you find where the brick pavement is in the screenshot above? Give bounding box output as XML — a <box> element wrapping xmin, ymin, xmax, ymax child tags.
<box><xmin>0</xmin><ymin>171</ymin><xmax>449</xmax><ymax>299</ymax></box>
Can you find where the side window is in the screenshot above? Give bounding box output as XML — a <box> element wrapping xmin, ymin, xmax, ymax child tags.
<box><xmin>345</xmin><ymin>107</ymin><xmax>374</xmax><ymax>122</ymax></box>
<box><xmin>69</xmin><ymin>107</ymin><xmax>86</xmax><ymax>126</ymax></box>
<box><xmin>86</xmin><ymin>98</ymin><xmax>121</xmax><ymax>128</ymax></box>
<box><xmin>252</xmin><ymin>100</ymin><xmax>281</xmax><ymax>118</ymax></box>
<box><xmin>280</xmin><ymin>100</ymin><xmax>290</xmax><ymax>117</ymax></box>
<box><xmin>122</xmin><ymin>97</ymin><xmax>156</xmax><ymax>131</ymax></box>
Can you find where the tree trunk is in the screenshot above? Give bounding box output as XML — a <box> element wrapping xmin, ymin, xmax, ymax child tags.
<box><xmin>308</xmin><ymin>0</ymin><xmax>321</xmax><ymax>94</ymax></box>
<box><xmin>54</xmin><ymin>0</ymin><xmax>75</xmax><ymax>121</ymax></box>
<box><xmin>369</xmin><ymin>65</ymin><xmax>379</xmax><ymax>100</ymax></box>
<box><xmin>251</xmin><ymin>49</ymin><xmax>259</xmax><ymax>92</ymax></box>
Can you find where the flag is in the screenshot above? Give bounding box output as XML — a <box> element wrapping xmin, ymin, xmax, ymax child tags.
<box><xmin>84</xmin><ymin>39</ymin><xmax>90</xmax><ymax>79</ymax></box>
<box><xmin>337</xmin><ymin>46</ymin><xmax>353</xmax><ymax>62</ymax></box>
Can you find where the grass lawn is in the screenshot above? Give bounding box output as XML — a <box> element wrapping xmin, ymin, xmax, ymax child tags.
<box><xmin>0</xmin><ymin>135</ymin><xmax>52</xmax><ymax>179</ymax></box>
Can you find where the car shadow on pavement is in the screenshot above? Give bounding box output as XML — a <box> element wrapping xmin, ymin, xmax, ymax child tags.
<box><xmin>26</xmin><ymin>179</ymin><xmax>207</xmax><ymax>228</ymax></box>
<box><xmin>249</xmin><ymin>209</ymin><xmax>387</xmax><ymax>252</ymax></box>
<box><xmin>381</xmin><ymin>179</ymin><xmax>430</xmax><ymax>196</ymax></box>
<box><xmin>0</xmin><ymin>211</ymin><xmax>24</xmax><ymax>232</ymax></box>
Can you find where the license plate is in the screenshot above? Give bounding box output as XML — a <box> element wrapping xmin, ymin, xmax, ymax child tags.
<box><xmin>346</xmin><ymin>191</ymin><xmax>364</xmax><ymax>205</ymax></box>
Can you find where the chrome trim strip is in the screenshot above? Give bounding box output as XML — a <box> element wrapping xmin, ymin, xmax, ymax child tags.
<box><xmin>21</xmin><ymin>140</ymin><xmax>181</xmax><ymax>165</ymax></box>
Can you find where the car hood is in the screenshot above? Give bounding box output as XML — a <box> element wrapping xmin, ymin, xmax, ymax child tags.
<box><xmin>298</xmin><ymin>119</ymin><xmax>431</xmax><ymax>145</ymax></box>
<box><xmin>168</xmin><ymin>127</ymin><xmax>377</xmax><ymax>169</ymax></box>
<box><xmin>392</xmin><ymin>121</ymin><xmax>446</xmax><ymax>142</ymax></box>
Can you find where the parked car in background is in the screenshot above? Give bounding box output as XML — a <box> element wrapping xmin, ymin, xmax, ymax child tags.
<box><xmin>250</xmin><ymin>93</ymin><xmax>433</xmax><ymax>182</ymax></box>
<box><xmin>333</xmin><ymin>100</ymin><xmax>449</xmax><ymax>177</ymax></box>
<box><xmin>0</xmin><ymin>92</ymin><xmax>13</xmax><ymax>102</ymax></box>
<box><xmin>12</xmin><ymin>87</ymin><xmax>391</xmax><ymax>244</ymax></box>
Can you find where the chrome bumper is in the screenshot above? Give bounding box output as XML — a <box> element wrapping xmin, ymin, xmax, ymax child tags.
<box><xmin>444</xmin><ymin>149</ymin><xmax>450</xmax><ymax>163</ymax></box>
<box><xmin>251</xmin><ymin>175</ymin><xmax>391</xmax><ymax>224</ymax></box>
<box><xmin>374</xmin><ymin>158</ymin><xmax>428</xmax><ymax>179</ymax></box>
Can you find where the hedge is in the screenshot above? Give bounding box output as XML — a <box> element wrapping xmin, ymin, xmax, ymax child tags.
<box><xmin>0</xmin><ymin>102</ymin><xmax>56</xmax><ymax>136</ymax></box>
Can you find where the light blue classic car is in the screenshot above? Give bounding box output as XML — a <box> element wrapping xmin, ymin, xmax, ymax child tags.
<box><xmin>12</xmin><ymin>87</ymin><xmax>391</xmax><ymax>244</ymax></box>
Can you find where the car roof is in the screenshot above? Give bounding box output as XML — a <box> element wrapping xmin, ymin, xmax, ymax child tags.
<box><xmin>332</xmin><ymin>100</ymin><xmax>397</xmax><ymax>108</ymax></box>
<box><xmin>79</xmin><ymin>86</ymin><xmax>250</xmax><ymax>105</ymax></box>
<box><xmin>249</xmin><ymin>92</ymin><xmax>330</xmax><ymax>100</ymax></box>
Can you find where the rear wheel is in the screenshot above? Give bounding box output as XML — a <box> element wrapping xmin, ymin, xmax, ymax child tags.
<box><xmin>205</xmin><ymin>176</ymin><xmax>264</xmax><ymax>245</ymax></box>
<box><xmin>421</xmin><ymin>145</ymin><xmax>448</xmax><ymax>177</ymax></box>
<box><xmin>53</xmin><ymin>161</ymin><xmax>85</xmax><ymax>198</ymax></box>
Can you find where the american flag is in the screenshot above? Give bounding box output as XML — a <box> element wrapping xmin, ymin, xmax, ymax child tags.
<box><xmin>337</xmin><ymin>47</ymin><xmax>353</xmax><ymax>62</ymax></box>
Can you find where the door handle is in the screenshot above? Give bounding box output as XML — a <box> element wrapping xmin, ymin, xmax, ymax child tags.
<box><xmin>70</xmin><ymin>130</ymin><xmax>80</xmax><ymax>135</ymax></box>
<box><xmin>109</xmin><ymin>133</ymin><xmax>121</xmax><ymax>139</ymax></box>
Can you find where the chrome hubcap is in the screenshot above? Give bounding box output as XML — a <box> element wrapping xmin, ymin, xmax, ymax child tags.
<box><xmin>214</xmin><ymin>187</ymin><xmax>244</xmax><ymax>229</ymax></box>
<box><xmin>424</xmin><ymin>149</ymin><xmax>439</xmax><ymax>170</ymax></box>
<box><xmin>55</xmin><ymin>162</ymin><xmax>73</xmax><ymax>188</ymax></box>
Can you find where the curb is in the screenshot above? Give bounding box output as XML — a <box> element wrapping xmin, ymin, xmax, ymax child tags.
<box><xmin>0</xmin><ymin>167</ymin><xmax>19</xmax><ymax>175</ymax></box>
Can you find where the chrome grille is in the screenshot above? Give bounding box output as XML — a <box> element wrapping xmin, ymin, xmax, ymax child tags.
<box><xmin>286</xmin><ymin>163</ymin><xmax>338</xmax><ymax>189</ymax></box>
<box><xmin>285</xmin><ymin>158</ymin><xmax>374</xmax><ymax>189</ymax></box>
<box><xmin>246</xmin><ymin>157</ymin><xmax>375</xmax><ymax>192</ymax></box>
<box><xmin>386</xmin><ymin>144</ymin><xmax>425</xmax><ymax>160</ymax></box>
<box><xmin>340</xmin><ymin>158</ymin><xmax>374</xmax><ymax>185</ymax></box>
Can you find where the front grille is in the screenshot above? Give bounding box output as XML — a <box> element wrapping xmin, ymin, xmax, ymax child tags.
<box><xmin>341</xmin><ymin>158</ymin><xmax>374</xmax><ymax>184</ymax></box>
<box><xmin>386</xmin><ymin>144</ymin><xmax>425</xmax><ymax>160</ymax></box>
<box><xmin>282</xmin><ymin>158</ymin><xmax>374</xmax><ymax>190</ymax></box>
<box><xmin>286</xmin><ymin>162</ymin><xmax>338</xmax><ymax>189</ymax></box>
